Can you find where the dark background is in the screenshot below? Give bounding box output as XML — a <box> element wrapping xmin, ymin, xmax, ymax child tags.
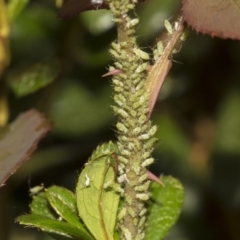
<box><xmin>1</xmin><ymin>0</ymin><xmax>240</xmax><ymax>239</ymax></box>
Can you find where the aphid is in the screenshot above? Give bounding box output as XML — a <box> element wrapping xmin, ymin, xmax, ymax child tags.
<box><xmin>132</xmin><ymin>164</ymin><xmax>141</xmax><ymax>175</ymax></box>
<box><xmin>126</xmin><ymin>19</ymin><xmax>139</xmax><ymax>29</ymax></box>
<box><xmin>29</xmin><ymin>184</ymin><xmax>44</xmax><ymax>196</ymax></box>
<box><xmin>121</xmin><ymin>149</ymin><xmax>131</xmax><ymax>156</ymax></box>
<box><xmin>109</xmin><ymin>49</ymin><xmax>120</xmax><ymax>59</ymax></box>
<box><xmin>133</xmin><ymin>127</ymin><xmax>141</xmax><ymax>135</ymax></box>
<box><xmin>111</xmin><ymin>42</ymin><xmax>121</xmax><ymax>52</ymax></box>
<box><xmin>133</xmin><ymin>218</ymin><xmax>138</xmax><ymax>227</ymax></box>
<box><xmin>103</xmin><ymin>180</ymin><xmax>113</xmax><ymax>189</ymax></box>
<box><xmin>148</xmin><ymin>125</ymin><xmax>157</xmax><ymax>136</ymax></box>
<box><xmin>138</xmin><ymin>115</ymin><xmax>147</xmax><ymax>124</ymax></box>
<box><xmin>139</xmin><ymin>208</ymin><xmax>147</xmax><ymax>217</ymax></box>
<box><xmin>142</xmin><ymin>151</ymin><xmax>151</xmax><ymax>159</ymax></box>
<box><xmin>164</xmin><ymin>19</ymin><xmax>173</xmax><ymax>34</ymax></box>
<box><xmin>112</xmin><ymin>80</ymin><xmax>124</xmax><ymax>87</ymax></box>
<box><xmin>141</xmin><ymin>157</ymin><xmax>154</xmax><ymax>167</ymax></box>
<box><xmin>180</xmin><ymin>30</ymin><xmax>189</xmax><ymax>42</ymax></box>
<box><xmin>126</xmin><ymin>195</ymin><xmax>133</xmax><ymax>205</ymax></box>
<box><xmin>127</xmin><ymin>208</ymin><xmax>136</xmax><ymax>217</ymax></box>
<box><xmin>136</xmin><ymin>193</ymin><xmax>150</xmax><ymax>201</ymax></box>
<box><xmin>119</xmin><ymin>135</ymin><xmax>129</xmax><ymax>142</ymax></box>
<box><xmin>84</xmin><ymin>174</ymin><xmax>91</xmax><ymax>187</ymax></box>
<box><xmin>153</xmin><ymin>41</ymin><xmax>164</xmax><ymax>61</ymax></box>
<box><xmin>115</xmin><ymin>62</ymin><xmax>123</xmax><ymax>69</ymax></box>
<box><xmin>139</xmin><ymin>94</ymin><xmax>147</xmax><ymax>104</ymax></box>
<box><xmin>139</xmin><ymin>173</ymin><xmax>148</xmax><ymax>183</ymax></box>
<box><xmin>134</xmin><ymin>48</ymin><xmax>150</xmax><ymax>60</ymax></box>
<box><xmin>136</xmin><ymin>62</ymin><xmax>148</xmax><ymax>73</ymax></box>
<box><xmin>134</xmin><ymin>181</ymin><xmax>150</xmax><ymax>191</ymax></box>
<box><xmin>123</xmin><ymin>228</ymin><xmax>132</xmax><ymax>240</ymax></box>
<box><xmin>127</xmin><ymin>142</ymin><xmax>135</xmax><ymax>150</ymax></box>
<box><xmin>118</xmin><ymin>108</ymin><xmax>129</xmax><ymax>118</ymax></box>
<box><xmin>117</xmin><ymin>155</ymin><xmax>128</xmax><ymax>164</ymax></box>
<box><xmin>117</xmin><ymin>174</ymin><xmax>126</xmax><ymax>183</ymax></box>
<box><xmin>132</xmin><ymin>101</ymin><xmax>141</xmax><ymax>109</ymax></box>
<box><xmin>143</xmin><ymin>137</ymin><xmax>157</xmax><ymax>149</ymax></box>
<box><xmin>138</xmin><ymin>134</ymin><xmax>150</xmax><ymax>140</ymax></box>
<box><xmin>157</xmin><ymin>41</ymin><xmax>164</xmax><ymax>55</ymax></box>
<box><xmin>129</xmin><ymin>109</ymin><xmax>137</xmax><ymax>117</ymax></box>
<box><xmin>118</xmin><ymin>73</ymin><xmax>128</xmax><ymax>80</ymax></box>
<box><xmin>114</xmin><ymin>86</ymin><xmax>123</xmax><ymax>92</ymax></box>
<box><xmin>135</xmin><ymin>81</ymin><xmax>145</xmax><ymax>91</ymax></box>
<box><xmin>138</xmin><ymin>216</ymin><xmax>146</xmax><ymax>228</ymax></box>
<box><xmin>118</xmin><ymin>208</ymin><xmax>127</xmax><ymax>220</ymax></box>
<box><xmin>118</xmin><ymin>160</ymin><xmax>125</xmax><ymax>169</ymax></box>
<box><xmin>116</xmin><ymin>122</ymin><xmax>128</xmax><ymax>133</ymax></box>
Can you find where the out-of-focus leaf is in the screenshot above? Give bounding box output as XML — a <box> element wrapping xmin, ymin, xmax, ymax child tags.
<box><xmin>18</xmin><ymin>214</ymin><xmax>94</xmax><ymax>240</ymax></box>
<box><xmin>145</xmin><ymin>176</ymin><xmax>184</xmax><ymax>240</ymax></box>
<box><xmin>0</xmin><ymin>92</ymin><xmax>9</xmax><ymax>126</ymax></box>
<box><xmin>10</xmin><ymin>7</ymin><xmax>59</xmax><ymax>65</ymax></box>
<box><xmin>76</xmin><ymin>142</ymin><xmax>119</xmax><ymax>240</ymax></box>
<box><xmin>7</xmin><ymin>0</ymin><xmax>29</xmax><ymax>22</ymax></box>
<box><xmin>154</xmin><ymin>114</ymin><xmax>190</xmax><ymax>164</ymax></box>
<box><xmin>56</xmin><ymin>0</ymin><xmax>63</xmax><ymax>8</ymax></box>
<box><xmin>48</xmin><ymin>81</ymin><xmax>112</xmax><ymax>137</ymax></box>
<box><xmin>7</xmin><ymin>60</ymin><xmax>59</xmax><ymax>97</ymax></box>
<box><xmin>215</xmin><ymin>90</ymin><xmax>240</xmax><ymax>154</ymax></box>
<box><xmin>0</xmin><ymin>109</ymin><xmax>52</xmax><ymax>187</ymax></box>
<box><xmin>45</xmin><ymin>186</ymin><xmax>82</xmax><ymax>228</ymax></box>
<box><xmin>182</xmin><ymin>0</ymin><xmax>240</xmax><ymax>40</ymax></box>
<box><xmin>0</xmin><ymin>0</ymin><xmax>10</xmax><ymax>78</ymax></box>
<box><xmin>81</xmin><ymin>10</ymin><xmax>113</xmax><ymax>35</ymax></box>
<box><xmin>137</xmin><ymin>0</ymin><xmax>180</xmax><ymax>42</ymax></box>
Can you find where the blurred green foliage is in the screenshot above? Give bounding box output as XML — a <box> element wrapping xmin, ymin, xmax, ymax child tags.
<box><xmin>1</xmin><ymin>0</ymin><xmax>240</xmax><ymax>240</ymax></box>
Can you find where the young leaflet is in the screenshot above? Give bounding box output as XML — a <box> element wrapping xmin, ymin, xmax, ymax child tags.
<box><xmin>76</xmin><ymin>141</ymin><xmax>120</xmax><ymax>240</ymax></box>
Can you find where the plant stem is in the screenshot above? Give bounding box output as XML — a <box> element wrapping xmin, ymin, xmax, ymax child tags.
<box><xmin>107</xmin><ymin>0</ymin><xmax>186</xmax><ymax>238</ymax></box>
<box><xmin>107</xmin><ymin>0</ymin><xmax>156</xmax><ymax>239</ymax></box>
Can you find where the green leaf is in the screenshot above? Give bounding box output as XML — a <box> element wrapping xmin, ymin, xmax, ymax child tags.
<box><xmin>145</xmin><ymin>176</ymin><xmax>184</xmax><ymax>240</ymax></box>
<box><xmin>30</xmin><ymin>192</ymin><xmax>57</xmax><ymax>219</ymax></box>
<box><xmin>7</xmin><ymin>0</ymin><xmax>29</xmax><ymax>22</ymax></box>
<box><xmin>45</xmin><ymin>186</ymin><xmax>84</xmax><ymax>228</ymax></box>
<box><xmin>18</xmin><ymin>214</ymin><xmax>94</xmax><ymax>240</ymax></box>
<box><xmin>76</xmin><ymin>141</ymin><xmax>120</xmax><ymax>240</ymax></box>
<box><xmin>7</xmin><ymin>60</ymin><xmax>59</xmax><ymax>97</ymax></box>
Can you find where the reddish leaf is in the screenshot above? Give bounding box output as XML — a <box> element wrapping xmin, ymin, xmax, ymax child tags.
<box><xmin>58</xmin><ymin>0</ymin><xmax>147</xmax><ymax>19</ymax></box>
<box><xmin>0</xmin><ymin>110</ymin><xmax>52</xmax><ymax>187</ymax></box>
<box><xmin>182</xmin><ymin>0</ymin><xmax>240</xmax><ymax>40</ymax></box>
<box><xmin>58</xmin><ymin>0</ymin><xmax>108</xmax><ymax>19</ymax></box>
